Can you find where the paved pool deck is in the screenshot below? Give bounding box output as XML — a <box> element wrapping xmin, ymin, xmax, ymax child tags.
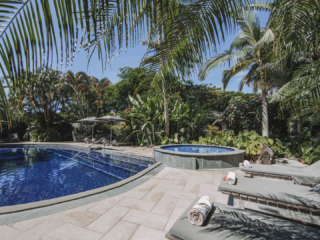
<box><xmin>0</xmin><ymin>142</ymin><xmax>246</xmax><ymax>240</ymax></box>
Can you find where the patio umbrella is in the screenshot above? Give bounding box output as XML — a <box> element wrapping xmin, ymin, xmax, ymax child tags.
<box><xmin>96</xmin><ymin>115</ymin><xmax>127</xmax><ymax>143</ymax></box>
<box><xmin>77</xmin><ymin>117</ymin><xmax>100</xmax><ymax>139</ymax></box>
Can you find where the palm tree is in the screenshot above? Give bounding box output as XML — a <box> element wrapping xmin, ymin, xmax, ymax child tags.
<box><xmin>0</xmin><ymin>0</ymin><xmax>251</xmax><ymax>126</ymax></box>
<box><xmin>198</xmin><ymin>11</ymin><xmax>275</xmax><ymax>137</ymax></box>
<box><xmin>90</xmin><ymin>77</ymin><xmax>112</xmax><ymax>116</ymax></box>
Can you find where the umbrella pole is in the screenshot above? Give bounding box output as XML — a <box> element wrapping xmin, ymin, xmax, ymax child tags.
<box><xmin>110</xmin><ymin>122</ymin><xmax>112</xmax><ymax>145</ymax></box>
<box><xmin>92</xmin><ymin>124</ymin><xmax>94</xmax><ymax>139</ymax></box>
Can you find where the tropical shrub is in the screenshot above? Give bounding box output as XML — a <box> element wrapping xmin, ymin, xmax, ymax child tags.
<box><xmin>297</xmin><ymin>141</ymin><xmax>320</xmax><ymax>164</ymax></box>
<box><xmin>112</xmin><ymin>124</ymin><xmax>131</xmax><ymax>137</ymax></box>
<box><xmin>121</xmin><ymin>94</ymin><xmax>207</xmax><ymax>146</ymax></box>
<box><xmin>217</xmin><ymin>96</ymin><xmax>262</xmax><ymax>134</ymax></box>
<box><xmin>24</xmin><ymin>114</ymin><xmax>73</xmax><ymax>142</ymax></box>
<box><xmin>195</xmin><ymin>130</ymin><xmax>289</xmax><ymax>160</ymax></box>
<box><xmin>24</xmin><ymin>124</ymin><xmax>61</xmax><ymax>142</ymax></box>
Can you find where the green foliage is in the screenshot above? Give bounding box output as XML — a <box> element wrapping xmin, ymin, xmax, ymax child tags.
<box><xmin>218</xmin><ymin>95</ymin><xmax>262</xmax><ymax>134</ymax></box>
<box><xmin>112</xmin><ymin>124</ymin><xmax>131</xmax><ymax>137</ymax></box>
<box><xmin>24</xmin><ymin>125</ymin><xmax>61</xmax><ymax>142</ymax></box>
<box><xmin>122</xmin><ymin>94</ymin><xmax>207</xmax><ymax>146</ymax></box>
<box><xmin>196</xmin><ymin>130</ymin><xmax>289</xmax><ymax>160</ymax></box>
<box><xmin>23</xmin><ymin>114</ymin><xmax>72</xmax><ymax>142</ymax></box>
<box><xmin>297</xmin><ymin>141</ymin><xmax>320</xmax><ymax>164</ymax></box>
<box><xmin>204</xmin><ymin>125</ymin><xmax>222</xmax><ymax>137</ymax></box>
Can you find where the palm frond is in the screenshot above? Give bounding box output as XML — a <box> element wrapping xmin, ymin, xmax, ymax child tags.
<box><xmin>198</xmin><ymin>49</ymin><xmax>251</xmax><ymax>81</ymax></box>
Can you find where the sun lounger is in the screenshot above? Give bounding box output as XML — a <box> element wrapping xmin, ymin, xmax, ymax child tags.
<box><xmin>111</xmin><ymin>135</ymin><xmax>133</xmax><ymax>146</ymax></box>
<box><xmin>166</xmin><ymin>198</ymin><xmax>320</xmax><ymax>240</ymax></box>
<box><xmin>8</xmin><ymin>133</ymin><xmax>20</xmax><ymax>143</ymax></box>
<box><xmin>240</xmin><ymin>161</ymin><xmax>320</xmax><ymax>187</ymax></box>
<box><xmin>218</xmin><ymin>176</ymin><xmax>320</xmax><ymax>226</ymax></box>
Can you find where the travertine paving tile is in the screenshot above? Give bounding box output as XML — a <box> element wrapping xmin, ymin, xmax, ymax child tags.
<box><xmin>0</xmin><ymin>225</ymin><xmax>22</xmax><ymax>240</ymax></box>
<box><xmin>11</xmin><ymin>218</ymin><xmax>65</xmax><ymax>240</ymax></box>
<box><xmin>198</xmin><ymin>182</ymin><xmax>216</xmax><ymax>201</ymax></box>
<box><xmin>175</xmin><ymin>198</ymin><xmax>193</xmax><ymax>209</ymax></box>
<box><xmin>10</xmin><ymin>215</ymin><xmax>49</xmax><ymax>232</ymax></box>
<box><xmin>164</xmin><ymin>172</ymin><xmax>179</xmax><ymax>180</ymax></box>
<box><xmin>142</xmin><ymin>187</ymin><xmax>167</xmax><ymax>203</ymax></box>
<box><xmin>119</xmin><ymin>197</ymin><xmax>156</xmax><ymax>212</ymax></box>
<box><xmin>164</xmin><ymin>206</ymin><xmax>186</xmax><ymax>232</ymax></box>
<box><xmin>164</xmin><ymin>189</ymin><xmax>197</xmax><ymax>200</ymax></box>
<box><xmin>86</xmin><ymin>205</ymin><xmax>130</xmax><ymax>234</ymax></box>
<box><xmin>122</xmin><ymin>209</ymin><xmax>168</xmax><ymax>230</ymax></box>
<box><xmin>183</xmin><ymin>181</ymin><xmax>200</xmax><ymax>194</ymax></box>
<box><xmin>100</xmin><ymin>220</ymin><xmax>139</xmax><ymax>240</ymax></box>
<box><xmin>88</xmin><ymin>195</ymin><xmax>124</xmax><ymax>214</ymax></box>
<box><xmin>202</xmin><ymin>171</ymin><xmax>214</xmax><ymax>182</ymax></box>
<box><xmin>122</xmin><ymin>181</ymin><xmax>157</xmax><ymax>199</ymax></box>
<box><xmin>151</xmin><ymin>195</ymin><xmax>178</xmax><ymax>216</ymax></box>
<box><xmin>130</xmin><ymin>225</ymin><xmax>167</xmax><ymax>240</ymax></box>
<box><xmin>51</xmin><ymin>210</ymin><xmax>101</xmax><ymax>228</ymax></box>
<box><xmin>172</xmin><ymin>177</ymin><xmax>187</xmax><ymax>187</ymax></box>
<box><xmin>153</xmin><ymin>182</ymin><xmax>184</xmax><ymax>192</ymax></box>
<box><xmin>42</xmin><ymin>223</ymin><xmax>102</xmax><ymax>240</ymax></box>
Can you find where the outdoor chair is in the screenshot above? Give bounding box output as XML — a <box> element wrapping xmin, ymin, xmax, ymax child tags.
<box><xmin>240</xmin><ymin>161</ymin><xmax>320</xmax><ymax>187</ymax></box>
<box><xmin>218</xmin><ymin>176</ymin><xmax>320</xmax><ymax>226</ymax></box>
<box><xmin>111</xmin><ymin>135</ymin><xmax>133</xmax><ymax>147</ymax></box>
<box><xmin>166</xmin><ymin>198</ymin><xmax>320</xmax><ymax>240</ymax></box>
<box><xmin>8</xmin><ymin>133</ymin><xmax>20</xmax><ymax>143</ymax></box>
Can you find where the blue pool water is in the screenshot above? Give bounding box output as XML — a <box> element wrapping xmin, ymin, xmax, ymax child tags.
<box><xmin>161</xmin><ymin>145</ymin><xmax>234</xmax><ymax>153</ymax></box>
<box><xmin>0</xmin><ymin>146</ymin><xmax>153</xmax><ymax>207</ymax></box>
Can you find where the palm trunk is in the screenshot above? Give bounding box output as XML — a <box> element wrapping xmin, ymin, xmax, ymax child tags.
<box><xmin>259</xmin><ymin>50</ymin><xmax>268</xmax><ymax>138</ymax></box>
<box><xmin>162</xmin><ymin>76</ymin><xmax>169</xmax><ymax>137</ymax></box>
<box><xmin>261</xmin><ymin>88</ymin><xmax>269</xmax><ymax>137</ymax></box>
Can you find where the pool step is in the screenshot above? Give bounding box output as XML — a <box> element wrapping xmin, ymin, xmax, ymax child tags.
<box><xmin>55</xmin><ymin>148</ymin><xmax>141</xmax><ymax>174</ymax></box>
<box><xmin>56</xmin><ymin>148</ymin><xmax>150</xmax><ymax>168</ymax></box>
<box><xmin>47</xmin><ymin>150</ymin><xmax>124</xmax><ymax>180</ymax></box>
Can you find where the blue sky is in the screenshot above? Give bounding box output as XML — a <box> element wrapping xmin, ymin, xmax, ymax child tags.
<box><xmin>69</xmin><ymin>11</ymin><xmax>270</xmax><ymax>93</ymax></box>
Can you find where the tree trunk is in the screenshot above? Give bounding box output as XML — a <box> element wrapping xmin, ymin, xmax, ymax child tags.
<box><xmin>261</xmin><ymin>88</ymin><xmax>269</xmax><ymax>137</ymax></box>
<box><xmin>162</xmin><ymin>76</ymin><xmax>170</xmax><ymax>137</ymax></box>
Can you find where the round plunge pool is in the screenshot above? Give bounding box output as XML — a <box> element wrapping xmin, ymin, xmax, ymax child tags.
<box><xmin>153</xmin><ymin>144</ymin><xmax>245</xmax><ymax>169</ymax></box>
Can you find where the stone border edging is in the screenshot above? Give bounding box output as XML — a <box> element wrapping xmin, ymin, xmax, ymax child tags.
<box><xmin>153</xmin><ymin>144</ymin><xmax>245</xmax><ymax>156</ymax></box>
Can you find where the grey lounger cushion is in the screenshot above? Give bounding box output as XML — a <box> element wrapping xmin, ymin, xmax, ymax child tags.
<box><xmin>219</xmin><ymin>177</ymin><xmax>320</xmax><ymax>209</ymax></box>
<box><xmin>240</xmin><ymin>161</ymin><xmax>320</xmax><ymax>181</ymax></box>
<box><xmin>168</xmin><ymin>198</ymin><xmax>320</xmax><ymax>240</ymax></box>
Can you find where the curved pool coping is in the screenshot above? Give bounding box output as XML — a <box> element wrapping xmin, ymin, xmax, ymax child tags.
<box><xmin>0</xmin><ymin>143</ymin><xmax>161</xmax><ymax>214</ymax></box>
<box><xmin>153</xmin><ymin>144</ymin><xmax>245</xmax><ymax>169</ymax></box>
<box><xmin>154</xmin><ymin>144</ymin><xmax>243</xmax><ymax>156</ymax></box>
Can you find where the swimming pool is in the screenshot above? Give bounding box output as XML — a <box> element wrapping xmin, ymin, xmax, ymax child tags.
<box><xmin>0</xmin><ymin>146</ymin><xmax>154</xmax><ymax>207</ymax></box>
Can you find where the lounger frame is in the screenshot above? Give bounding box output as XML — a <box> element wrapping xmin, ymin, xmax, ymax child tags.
<box><xmin>221</xmin><ymin>190</ymin><xmax>320</xmax><ymax>226</ymax></box>
<box><xmin>244</xmin><ymin>171</ymin><xmax>292</xmax><ymax>180</ymax></box>
<box><xmin>245</xmin><ymin>171</ymin><xmax>319</xmax><ymax>187</ymax></box>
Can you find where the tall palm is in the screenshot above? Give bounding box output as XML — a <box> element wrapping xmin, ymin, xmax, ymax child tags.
<box><xmin>265</xmin><ymin>1</ymin><xmax>320</xmax><ymax>119</ymax></box>
<box><xmin>60</xmin><ymin>71</ymin><xmax>92</xmax><ymax>119</ymax></box>
<box><xmin>198</xmin><ymin>11</ymin><xmax>275</xmax><ymax>137</ymax></box>
<box><xmin>90</xmin><ymin>77</ymin><xmax>112</xmax><ymax>116</ymax></box>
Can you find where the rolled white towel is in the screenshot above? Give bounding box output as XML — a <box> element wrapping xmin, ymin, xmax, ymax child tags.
<box><xmin>244</xmin><ymin>160</ymin><xmax>252</xmax><ymax>168</ymax></box>
<box><xmin>226</xmin><ymin>172</ymin><xmax>236</xmax><ymax>185</ymax></box>
<box><xmin>188</xmin><ymin>196</ymin><xmax>212</xmax><ymax>226</ymax></box>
